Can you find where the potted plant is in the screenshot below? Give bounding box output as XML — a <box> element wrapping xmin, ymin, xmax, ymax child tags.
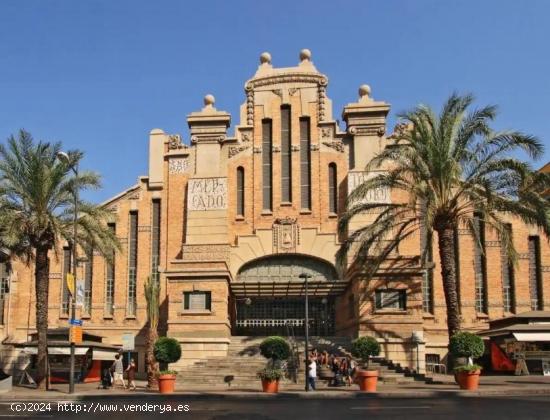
<box><xmin>257</xmin><ymin>336</ymin><xmax>291</xmax><ymax>393</ymax></box>
<box><xmin>351</xmin><ymin>336</ymin><xmax>381</xmax><ymax>392</ymax></box>
<box><xmin>449</xmin><ymin>332</ymin><xmax>484</xmax><ymax>391</ymax></box>
<box><xmin>153</xmin><ymin>337</ymin><xmax>182</xmax><ymax>394</ymax></box>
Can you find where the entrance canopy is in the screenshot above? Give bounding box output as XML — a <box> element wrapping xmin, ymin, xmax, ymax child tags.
<box><xmin>231</xmin><ymin>279</ymin><xmax>347</xmax><ymax>297</ymax></box>
<box><xmin>233</xmin><ymin>254</ymin><xmax>346</xmax><ymax>297</ymax></box>
<box><xmin>513</xmin><ymin>333</ymin><xmax>550</xmax><ymax>342</ymax></box>
<box><xmin>23</xmin><ymin>347</ymin><xmax>89</xmax><ymax>356</ymax></box>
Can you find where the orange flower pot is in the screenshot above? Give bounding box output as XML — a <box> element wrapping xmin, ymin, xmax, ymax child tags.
<box><xmin>261</xmin><ymin>379</ymin><xmax>279</xmax><ymax>393</ymax></box>
<box><xmin>158</xmin><ymin>374</ymin><xmax>176</xmax><ymax>394</ymax></box>
<box><xmin>456</xmin><ymin>370</ymin><xmax>481</xmax><ymax>391</ymax></box>
<box><xmin>355</xmin><ymin>370</ymin><xmax>379</xmax><ymax>392</ymax></box>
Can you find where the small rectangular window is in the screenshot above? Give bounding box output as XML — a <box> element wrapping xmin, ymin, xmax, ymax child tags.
<box><xmin>375</xmin><ymin>289</ymin><xmax>407</xmax><ymax>311</ymax></box>
<box><xmin>183</xmin><ymin>291</ymin><xmax>212</xmax><ymax>311</ymax></box>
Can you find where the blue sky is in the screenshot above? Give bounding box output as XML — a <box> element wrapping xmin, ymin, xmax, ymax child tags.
<box><xmin>1</xmin><ymin>0</ymin><xmax>549</xmax><ymax>202</ymax></box>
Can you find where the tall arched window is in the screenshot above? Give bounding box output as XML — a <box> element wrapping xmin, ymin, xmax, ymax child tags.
<box><xmin>328</xmin><ymin>163</ymin><xmax>337</xmax><ymax>214</ymax></box>
<box><xmin>262</xmin><ymin>119</ymin><xmax>272</xmax><ymax>211</ymax></box>
<box><xmin>237</xmin><ymin>166</ymin><xmax>245</xmax><ymax>217</ymax></box>
<box><xmin>281</xmin><ymin>106</ymin><xmax>292</xmax><ymax>203</ymax></box>
<box><xmin>300</xmin><ymin>117</ymin><xmax>311</xmax><ymax>210</ymax></box>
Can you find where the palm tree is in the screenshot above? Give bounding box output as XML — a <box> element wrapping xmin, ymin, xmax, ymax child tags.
<box><xmin>0</xmin><ymin>130</ymin><xmax>119</xmax><ymax>389</ymax></box>
<box><xmin>144</xmin><ymin>275</ymin><xmax>160</xmax><ymax>389</ymax></box>
<box><xmin>337</xmin><ymin>93</ymin><xmax>550</xmax><ymax>339</ymax></box>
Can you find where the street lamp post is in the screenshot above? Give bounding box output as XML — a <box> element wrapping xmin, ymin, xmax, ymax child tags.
<box><xmin>299</xmin><ymin>273</ymin><xmax>312</xmax><ymax>391</ymax></box>
<box><xmin>57</xmin><ymin>152</ymin><xmax>78</xmax><ymax>394</ymax></box>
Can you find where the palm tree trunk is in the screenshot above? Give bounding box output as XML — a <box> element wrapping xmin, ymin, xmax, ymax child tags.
<box><xmin>34</xmin><ymin>245</ymin><xmax>50</xmax><ymax>390</ymax></box>
<box><xmin>146</xmin><ymin>327</ymin><xmax>159</xmax><ymax>388</ymax></box>
<box><xmin>435</xmin><ymin>226</ymin><xmax>461</xmax><ymax>339</ymax></box>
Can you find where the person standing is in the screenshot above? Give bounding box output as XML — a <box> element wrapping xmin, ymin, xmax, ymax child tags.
<box><xmin>125</xmin><ymin>358</ymin><xmax>137</xmax><ymax>390</ymax></box>
<box><xmin>307</xmin><ymin>358</ymin><xmax>317</xmax><ymax>391</ymax></box>
<box><xmin>111</xmin><ymin>354</ymin><xmax>126</xmax><ymax>389</ymax></box>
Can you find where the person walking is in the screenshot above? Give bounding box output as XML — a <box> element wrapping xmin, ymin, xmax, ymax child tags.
<box><xmin>307</xmin><ymin>358</ymin><xmax>317</xmax><ymax>391</ymax></box>
<box><xmin>111</xmin><ymin>354</ymin><xmax>126</xmax><ymax>389</ymax></box>
<box><xmin>125</xmin><ymin>358</ymin><xmax>137</xmax><ymax>390</ymax></box>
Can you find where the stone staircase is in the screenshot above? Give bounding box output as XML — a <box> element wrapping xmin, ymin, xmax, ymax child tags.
<box><xmin>176</xmin><ymin>336</ymin><xmax>420</xmax><ymax>388</ymax></box>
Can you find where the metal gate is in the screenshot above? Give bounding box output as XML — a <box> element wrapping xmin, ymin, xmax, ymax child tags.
<box><xmin>235</xmin><ymin>297</ymin><xmax>335</xmax><ymax>336</ymax></box>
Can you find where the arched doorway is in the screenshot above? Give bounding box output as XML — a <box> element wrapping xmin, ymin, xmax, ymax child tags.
<box><xmin>231</xmin><ymin>254</ymin><xmax>345</xmax><ymax>336</ymax></box>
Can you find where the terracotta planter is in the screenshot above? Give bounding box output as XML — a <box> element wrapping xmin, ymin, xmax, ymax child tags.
<box><xmin>355</xmin><ymin>370</ymin><xmax>379</xmax><ymax>392</ymax></box>
<box><xmin>456</xmin><ymin>370</ymin><xmax>481</xmax><ymax>391</ymax></box>
<box><xmin>261</xmin><ymin>379</ymin><xmax>279</xmax><ymax>393</ymax></box>
<box><xmin>158</xmin><ymin>374</ymin><xmax>176</xmax><ymax>394</ymax></box>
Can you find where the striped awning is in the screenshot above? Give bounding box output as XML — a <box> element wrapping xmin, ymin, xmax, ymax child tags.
<box><xmin>230</xmin><ymin>280</ymin><xmax>348</xmax><ymax>297</ymax></box>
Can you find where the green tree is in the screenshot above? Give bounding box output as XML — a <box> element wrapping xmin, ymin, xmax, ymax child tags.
<box><xmin>337</xmin><ymin>94</ymin><xmax>550</xmax><ymax>339</ymax></box>
<box><xmin>0</xmin><ymin>130</ymin><xmax>119</xmax><ymax>389</ymax></box>
<box><xmin>144</xmin><ymin>275</ymin><xmax>160</xmax><ymax>388</ymax></box>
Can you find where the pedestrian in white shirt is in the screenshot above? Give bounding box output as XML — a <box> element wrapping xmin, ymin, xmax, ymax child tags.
<box><xmin>307</xmin><ymin>358</ymin><xmax>317</xmax><ymax>391</ymax></box>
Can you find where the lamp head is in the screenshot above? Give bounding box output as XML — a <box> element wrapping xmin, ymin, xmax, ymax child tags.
<box><xmin>56</xmin><ymin>151</ymin><xmax>70</xmax><ymax>164</ymax></box>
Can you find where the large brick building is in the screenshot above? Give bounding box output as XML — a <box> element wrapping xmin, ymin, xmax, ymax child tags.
<box><xmin>1</xmin><ymin>50</ymin><xmax>549</xmax><ymax>376</ymax></box>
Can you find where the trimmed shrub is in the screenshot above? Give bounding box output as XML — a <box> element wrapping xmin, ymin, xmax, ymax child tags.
<box><xmin>449</xmin><ymin>332</ymin><xmax>484</xmax><ymax>362</ymax></box>
<box><xmin>351</xmin><ymin>336</ymin><xmax>380</xmax><ymax>366</ymax></box>
<box><xmin>154</xmin><ymin>337</ymin><xmax>182</xmax><ymax>365</ymax></box>
<box><xmin>259</xmin><ymin>336</ymin><xmax>291</xmax><ymax>361</ymax></box>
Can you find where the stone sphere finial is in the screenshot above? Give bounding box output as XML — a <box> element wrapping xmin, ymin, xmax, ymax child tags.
<box><xmin>300</xmin><ymin>49</ymin><xmax>312</xmax><ymax>61</ymax></box>
<box><xmin>204</xmin><ymin>94</ymin><xmax>215</xmax><ymax>107</ymax></box>
<box><xmin>359</xmin><ymin>84</ymin><xmax>371</xmax><ymax>99</ymax></box>
<box><xmin>260</xmin><ymin>52</ymin><xmax>272</xmax><ymax>64</ymax></box>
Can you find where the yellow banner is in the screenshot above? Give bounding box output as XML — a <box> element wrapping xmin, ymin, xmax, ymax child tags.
<box><xmin>66</xmin><ymin>273</ymin><xmax>75</xmax><ymax>296</ymax></box>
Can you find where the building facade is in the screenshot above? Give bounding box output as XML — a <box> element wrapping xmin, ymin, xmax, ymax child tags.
<box><xmin>1</xmin><ymin>50</ymin><xmax>550</xmax><ymax>375</ymax></box>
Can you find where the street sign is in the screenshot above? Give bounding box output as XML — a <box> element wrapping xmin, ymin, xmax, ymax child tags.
<box><xmin>122</xmin><ymin>333</ymin><xmax>135</xmax><ymax>351</ymax></box>
<box><xmin>66</xmin><ymin>273</ymin><xmax>75</xmax><ymax>296</ymax></box>
<box><xmin>75</xmin><ymin>279</ymin><xmax>85</xmax><ymax>308</ymax></box>
<box><xmin>69</xmin><ymin>319</ymin><xmax>83</xmax><ymax>326</ymax></box>
<box><xmin>70</xmin><ymin>326</ymin><xmax>83</xmax><ymax>344</ymax></box>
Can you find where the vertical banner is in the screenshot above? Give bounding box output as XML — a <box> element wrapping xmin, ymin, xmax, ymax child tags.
<box><xmin>75</xmin><ymin>279</ymin><xmax>85</xmax><ymax>308</ymax></box>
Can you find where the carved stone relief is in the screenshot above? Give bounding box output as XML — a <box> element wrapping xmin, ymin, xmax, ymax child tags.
<box><xmin>229</xmin><ymin>145</ymin><xmax>251</xmax><ymax>158</ymax></box>
<box><xmin>273</xmin><ymin>217</ymin><xmax>300</xmax><ymax>253</ymax></box>
<box><xmin>169</xmin><ymin>158</ymin><xmax>190</xmax><ymax>174</ymax></box>
<box><xmin>347</xmin><ymin>171</ymin><xmax>391</xmax><ymax>204</ymax></box>
<box><xmin>181</xmin><ymin>244</ymin><xmax>230</xmax><ymax>262</ymax></box>
<box><xmin>187</xmin><ymin>177</ymin><xmax>227</xmax><ymax>211</ymax></box>
<box><xmin>168</xmin><ymin>134</ymin><xmax>188</xmax><ymax>150</ymax></box>
<box><xmin>322</xmin><ymin>141</ymin><xmax>344</xmax><ymax>153</ymax></box>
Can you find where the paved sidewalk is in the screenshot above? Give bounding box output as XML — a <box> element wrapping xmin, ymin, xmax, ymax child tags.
<box><xmin>2</xmin><ymin>374</ymin><xmax>550</xmax><ymax>400</ymax></box>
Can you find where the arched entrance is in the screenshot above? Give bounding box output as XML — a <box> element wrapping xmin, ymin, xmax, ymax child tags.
<box><xmin>231</xmin><ymin>254</ymin><xmax>346</xmax><ymax>336</ymax></box>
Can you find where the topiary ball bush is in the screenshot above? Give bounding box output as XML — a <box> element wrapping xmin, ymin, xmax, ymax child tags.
<box><xmin>259</xmin><ymin>336</ymin><xmax>291</xmax><ymax>361</ymax></box>
<box><xmin>449</xmin><ymin>332</ymin><xmax>484</xmax><ymax>360</ymax></box>
<box><xmin>154</xmin><ymin>337</ymin><xmax>182</xmax><ymax>365</ymax></box>
<box><xmin>351</xmin><ymin>336</ymin><xmax>381</xmax><ymax>363</ymax></box>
